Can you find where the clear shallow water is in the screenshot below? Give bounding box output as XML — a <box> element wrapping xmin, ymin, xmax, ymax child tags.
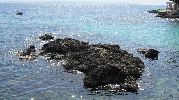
<box><xmin>0</xmin><ymin>2</ymin><xmax>179</xmax><ymax>100</ymax></box>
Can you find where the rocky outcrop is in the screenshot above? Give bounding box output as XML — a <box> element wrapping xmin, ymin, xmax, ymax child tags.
<box><xmin>168</xmin><ymin>9</ymin><xmax>179</xmax><ymax>18</ymax></box>
<box><xmin>149</xmin><ymin>9</ymin><xmax>179</xmax><ymax>18</ymax></box>
<box><xmin>137</xmin><ymin>48</ymin><xmax>159</xmax><ymax>60</ymax></box>
<box><xmin>16</xmin><ymin>45</ymin><xmax>36</xmax><ymax>60</ymax></box>
<box><xmin>148</xmin><ymin>10</ymin><xmax>159</xmax><ymax>13</ymax></box>
<box><xmin>16</xmin><ymin>11</ymin><xmax>23</xmax><ymax>15</ymax></box>
<box><xmin>40</xmin><ymin>37</ymin><xmax>145</xmax><ymax>92</ymax></box>
<box><xmin>155</xmin><ymin>12</ymin><xmax>169</xmax><ymax>18</ymax></box>
<box><xmin>20</xmin><ymin>45</ymin><xmax>36</xmax><ymax>56</ymax></box>
<box><xmin>39</xmin><ymin>33</ymin><xmax>54</xmax><ymax>40</ymax></box>
<box><xmin>155</xmin><ymin>11</ymin><xmax>177</xmax><ymax>18</ymax></box>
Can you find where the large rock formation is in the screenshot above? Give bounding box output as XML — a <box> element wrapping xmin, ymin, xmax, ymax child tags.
<box><xmin>40</xmin><ymin>38</ymin><xmax>145</xmax><ymax>92</ymax></box>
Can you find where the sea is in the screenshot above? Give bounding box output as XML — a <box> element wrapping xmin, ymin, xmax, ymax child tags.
<box><xmin>0</xmin><ymin>2</ymin><xmax>179</xmax><ymax>100</ymax></box>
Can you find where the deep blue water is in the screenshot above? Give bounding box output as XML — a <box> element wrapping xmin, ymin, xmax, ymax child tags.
<box><xmin>0</xmin><ymin>2</ymin><xmax>179</xmax><ymax>100</ymax></box>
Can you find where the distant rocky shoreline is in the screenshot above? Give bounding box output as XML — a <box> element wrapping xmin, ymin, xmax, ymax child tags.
<box><xmin>148</xmin><ymin>9</ymin><xmax>179</xmax><ymax>18</ymax></box>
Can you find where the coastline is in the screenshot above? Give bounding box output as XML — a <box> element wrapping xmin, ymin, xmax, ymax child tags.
<box><xmin>1</xmin><ymin>2</ymin><xmax>179</xmax><ymax>99</ymax></box>
<box><xmin>148</xmin><ymin>1</ymin><xmax>179</xmax><ymax>19</ymax></box>
<box><xmin>148</xmin><ymin>9</ymin><xmax>179</xmax><ymax>18</ymax></box>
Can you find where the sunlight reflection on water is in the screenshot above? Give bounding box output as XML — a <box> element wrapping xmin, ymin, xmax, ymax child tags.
<box><xmin>0</xmin><ymin>3</ymin><xmax>179</xmax><ymax>100</ymax></box>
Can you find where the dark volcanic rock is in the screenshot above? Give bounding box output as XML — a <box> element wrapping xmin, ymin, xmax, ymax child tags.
<box><xmin>155</xmin><ymin>12</ymin><xmax>174</xmax><ymax>18</ymax></box>
<box><xmin>41</xmin><ymin>38</ymin><xmax>145</xmax><ymax>92</ymax></box>
<box><xmin>145</xmin><ymin>49</ymin><xmax>160</xmax><ymax>60</ymax></box>
<box><xmin>20</xmin><ymin>45</ymin><xmax>36</xmax><ymax>56</ymax></box>
<box><xmin>41</xmin><ymin>38</ymin><xmax>89</xmax><ymax>54</ymax></box>
<box><xmin>16</xmin><ymin>11</ymin><xmax>23</xmax><ymax>15</ymax></box>
<box><xmin>155</xmin><ymin>9</ymin><xmax>179</xmax><ymax>18</ymax></box>
<box><xmin>148</xmin><ymin>10</ymin><xmax>159</xmax><ymax>13</ymax></box>
<box><xmin>39</xmin><ymin>33</ymin><xmax>54</xmax><ymax>40</ymax></box>
<box><xmin>137</xmin><ymin>48</ymin><xmax>159</xmax><ymax>60</ymax></box>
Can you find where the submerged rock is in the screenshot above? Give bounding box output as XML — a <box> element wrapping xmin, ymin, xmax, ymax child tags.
<box><xmin>41</xmin><ymin>38</ymin><xmax>145</xmax><ymax>92</ymax></box>
<box><xmin>137</xmin><ymin>48</ymin><xmax>159</xmax><ymax>60</ymax></box>
<box><xmin>39</xmin><ymin>33</ymin><xmax>54</xmax><ymax>40</ymax></box>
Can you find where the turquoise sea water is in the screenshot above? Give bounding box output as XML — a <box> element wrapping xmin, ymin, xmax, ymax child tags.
<box><xmin>0</xmin><ymin>2</ymin><xmax>179</xmax><ymax>99</ymax></box>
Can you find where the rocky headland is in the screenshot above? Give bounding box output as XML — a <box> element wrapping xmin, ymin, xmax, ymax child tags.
<box><xmin>148</xmin><ymin>9</ymin><xmax>179</xmax><ymax>18</ymax></box>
